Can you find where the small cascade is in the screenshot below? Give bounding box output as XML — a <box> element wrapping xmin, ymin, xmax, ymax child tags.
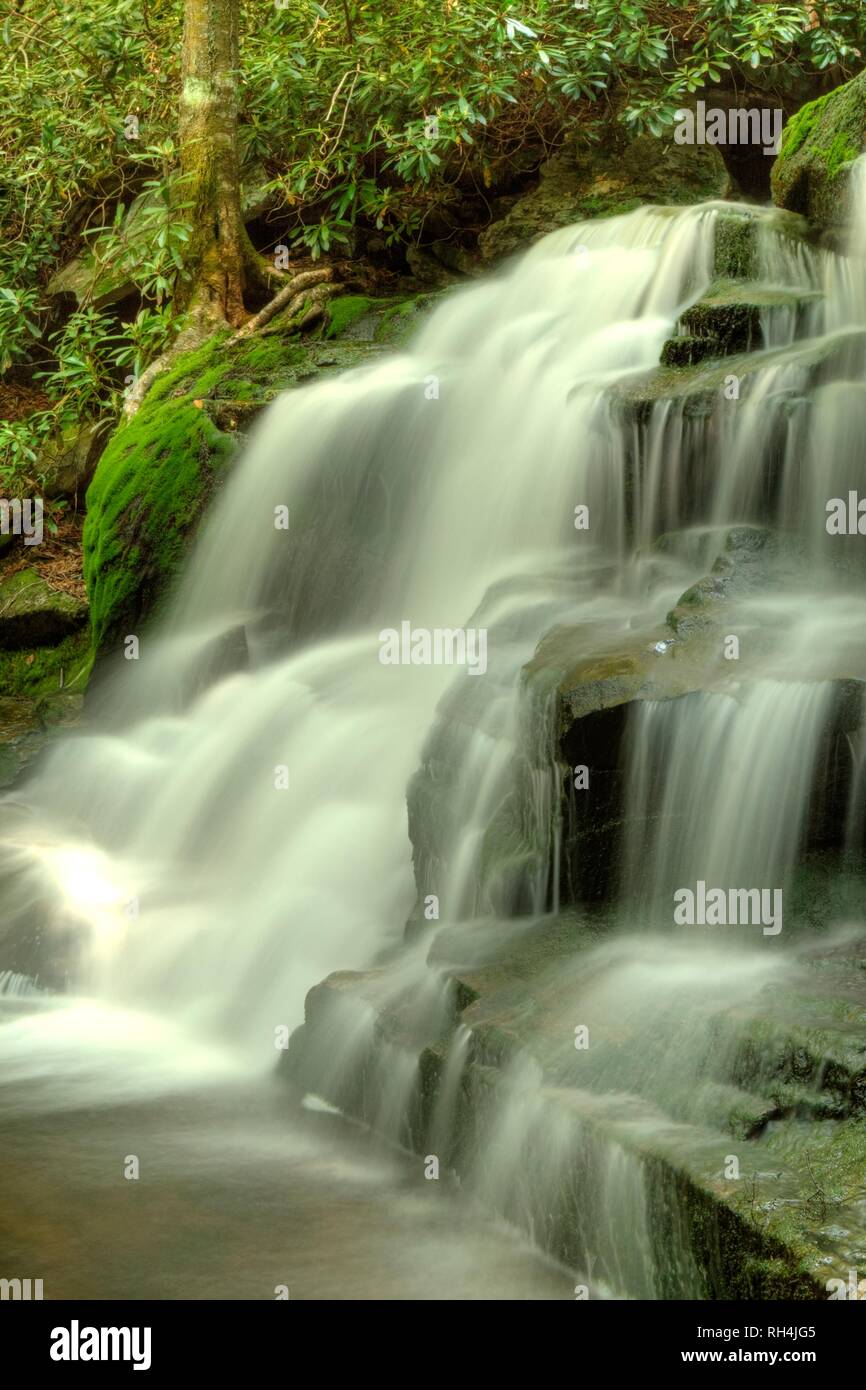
<box><xmin>621</xmin><ymin>682</ymin><xmax>837</xmax><ymax>923</ymax></box>
<box><xmin>0</xmin><ymin>970</ymin><xmax>41</xmax><ymax>998</ymax></box>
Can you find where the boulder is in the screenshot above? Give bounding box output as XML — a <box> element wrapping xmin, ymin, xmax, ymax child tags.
<box><xmin>478</xmin><ymin>129</ymin><xmax>731</xmax><ymax>263</ymax></box>
<box><xmin>36</xmin><ymin>419</ymin><xmax>107</xmax><ymax>501</ymax></box>
<box><xmin>524</xmin><ymin>528</ymin><xmax>865</xmax><ymax>902</ymax></box>
<box><xmin>286</xmin><ymin>923</ymin><xmax>866</xmax><ymax>1298</ymax></box>
<box><xmin>0</xmin><ymin>569</ymin><xmax>88</xmax><ymax>650</ymax></box>
<box><xmin>771</xmin><ymin>71</ymin><xmax>866</xmax><ymax>242</ymax></box>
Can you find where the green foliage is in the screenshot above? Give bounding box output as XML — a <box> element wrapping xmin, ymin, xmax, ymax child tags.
<box><xmin>1</xmin><ymin>0</ymin><xmax>865</xmax><ymax>437</ymax></box>
<box><xmin>0</xmin><ymin>3</ymin><xmax>187</xmax><ymax>456</ymax></box>
<box><xmin>0</xmin><ymin>410</ymin><xmax>73</xmax><ymax>537</ymax></box>
<box><xmin>243</xmin><ymin>0</ymin><xmax>866</xmax><ymax>254</ymax></box>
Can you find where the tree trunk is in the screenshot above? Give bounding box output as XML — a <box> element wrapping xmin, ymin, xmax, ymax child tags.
<box><xmin>176</xmin><ymin>0</ymin><xmax>249</xmax><ymax>326</ymax></box>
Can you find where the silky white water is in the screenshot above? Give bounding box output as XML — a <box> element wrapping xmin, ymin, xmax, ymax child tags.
<box><xmin>3</xmin><ymin>171</ymin><xmax>866</xmax><ymax>1297</ymax></box>
<box><xmin>0</xmin><ymin>198</ymin><xmax>740</xmax><ymax>1043</ymax></box>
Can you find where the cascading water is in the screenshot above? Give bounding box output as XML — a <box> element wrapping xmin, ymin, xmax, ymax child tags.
<box><xmin>3</xmin><ymin>165</ymin><xmax>866</xmax><ymax>1299</ymax></box>
<box><xmin>0</xmin><ymin>198</ymin><xmax>732</xmax><ymax>1031</ymax></box>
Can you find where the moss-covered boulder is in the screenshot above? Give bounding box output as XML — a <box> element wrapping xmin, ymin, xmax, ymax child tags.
<box><xmin>771</xmin><ymin>71</ymin><xmax>866</xmax><ymax>241</ymax></box>
<box><xmin>83</xmin><ymin>336</ymin><xmax>271</xmax><ymax>659</ymax></box>
<box><xmin>0</xmin><ymin>568</ymin><xmax>88</xmax><ymax>650</ymax></box>
<box><xmin>478</xmin><ymin>129</ymin><xmax>730</xmax><ymax>262</ymax></box>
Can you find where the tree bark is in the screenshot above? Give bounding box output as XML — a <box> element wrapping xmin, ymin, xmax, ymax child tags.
<box><xmin>176</xmin><ymin>0</ymin><xmax>250</xmax><ymax>326</ymax></box>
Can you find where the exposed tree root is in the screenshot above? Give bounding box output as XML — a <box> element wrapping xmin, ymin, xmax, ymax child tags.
<box><xmin>228</xmin><ymin>268</ymin><xmax>334</xmax><ymax>342</ymax></box>
<box><xmin>122</xmin><ymin>269</ymin><xmax>341</xmax><ymax>419</ymax></box>
<box><xmin>241</xmin><ymin>236</ymin><xmax>294</xmax><ymax>295</ymax></box>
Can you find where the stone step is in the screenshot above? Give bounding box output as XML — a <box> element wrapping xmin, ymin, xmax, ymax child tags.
<box><xmin>616</xmin><ymin>325</ymin><xmax>866</xmax><ymax>420</ymax></box>
<box><xmin>675</xmin><ymin>279</ymin><xmax>822</xmax><ymax>357</ymax></box>
<box><xmin>712</xmin><ymin>206</ymin><xmax>811</xmax><ymax>281</ymax></box>
<box><xmin>285</xmin><ymin>948</ymin><xmax>865</xmax><ymax>1297</ymax></box>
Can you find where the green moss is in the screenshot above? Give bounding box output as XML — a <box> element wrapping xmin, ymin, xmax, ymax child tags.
<box><xmin>660</xmin><ymin>335</ymin><xmax>720</xmax><ymax>368</ymax></box>
<box><xmin>323</xmin><ymin>293</ymin><xmax>436</xmax><ymax>348</ymax></box>
<box><xmin>324</xmin><ymin>294</ymin><xmax>380</xmax><ymax>339</ymax></box>
<box><xmin>824</xmin><ymin>129</ymin><xmax>861</xmax><ymax>179</ymax></box>
<box><xmin>714</xmin><ymin>214</ymin><xmax>755</xmax><ymax>280</ymax></box>
<box><xmin>83</xmin><ymin>339</ymin><xmax>244</xmax><ymax>656</ymax></box>
<box><xmin>230</xmin><ymin>336</ymin><xmax>301</xmax><ymax>376</ymax></box>
<box><xmin>779</xmin><ymin>95</ymin><xmax>859</xmax><ymax>178</ymax></box>
<box><xmin>780</xmin><ymin>91</ymin><xmax>831</xmax><ymax>163</ymax></box>
<box><xmin>372</xmin><ymin>297</ymin><xmax>422</xmax><ymax>345</ymax></box>
<box><xmin>576</xmin><ymin>194</ymin><xmax>642</xmax><ymax>220</ymax></box>
<box><xmin>764</xmin><ymin>1116</ymin><xmax>866</xmax><ymax>1197</ymax></box>
<box><xmin>0</xmin><ymin>628</ymin><xmax>92</xmax><ymax>699</ymax></box>
<box><xmin>146</xmin><ymin>336</ymin><xmax>227</xmax><ymax>404</ymax></box>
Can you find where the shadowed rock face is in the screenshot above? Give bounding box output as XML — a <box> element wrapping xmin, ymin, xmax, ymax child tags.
<box><xmin>772</xmin><ymin>71</ymin><xmax>866</xmax><ymax>244</ymax></box>
<box><xmin>478</xmin><ymin>130</ymin><xmax>730</xmax><ymax>263</ymax></box>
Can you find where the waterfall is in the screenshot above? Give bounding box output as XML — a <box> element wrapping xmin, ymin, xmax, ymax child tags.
<box><xmin>622</xmin><ymin>682</ymin><xmax>835</xmax><ymax>921</ymax></box>
<box><xmin>4</xmin><ymin>172</ymin><xmax>866</xmax><ymax>1298</ymax></box>
<box><xmin>0</xmin><ymin>200</ymin><xmax>726</xmax><ymax>1047</ymax></box>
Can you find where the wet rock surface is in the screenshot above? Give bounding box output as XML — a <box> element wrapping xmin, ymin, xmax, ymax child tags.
<box><xmin>288</xmin><ymin>911</ymin><xmax>866</xmax><ymax>1297</ymax></box>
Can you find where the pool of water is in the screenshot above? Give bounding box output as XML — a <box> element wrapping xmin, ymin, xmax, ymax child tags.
<box><xmin>0</xmin><ymin>995</ymin><xmax>572</xmax><ymax>1300</ymax></box>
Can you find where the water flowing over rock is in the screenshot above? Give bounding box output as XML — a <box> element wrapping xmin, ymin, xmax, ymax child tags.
<box><xmin>478</xmin><ymin>129</ymin><xmax>730</xmax><ymax>263</ymax></box>
<box><xmin>4</xmin><ymin>169</ymin><xmax>866</xmax><ymax>1299</ymax></box>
